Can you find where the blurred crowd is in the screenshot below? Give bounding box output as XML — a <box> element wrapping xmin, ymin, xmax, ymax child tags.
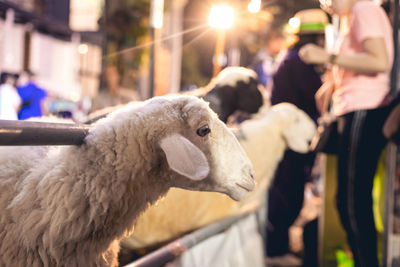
<box><xmin>0</xmin><ymin>71</ymin><xmax>47</xmax><ymax>121</ymax></box>
<box><xmin>0</xmin><ymin>71</ymin><xmax>95</xmax><ymax>122</ymax></box>
<box><xmin>248</xmin><ymin>1</ymin><xmax>395</xmax><ymax>267</ymax></box>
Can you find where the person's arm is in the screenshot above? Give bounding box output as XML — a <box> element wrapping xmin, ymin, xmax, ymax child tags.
<box><xmin>299</xmin><ymin>37</ymin><xmax>390</xmax><ymax>74</ymax></box>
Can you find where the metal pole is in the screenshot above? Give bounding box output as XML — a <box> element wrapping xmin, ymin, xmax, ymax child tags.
<box><xmin>390</xmin><ymin>0</ymin><xmax>399</xmax><ymax>96</ymax></box>
<box><xmin>0</xmin><ymin>120</ymin><xmax>91</xmax><ymax>146</ymax></box>
<box><xmin>213</xmin><ymin>29</ymin><xmax>226</xmax><ymax>77</ymax></box>
<box><xmin>383</xmin><ymin>0</ymin><xmax>400</xmax><ymax>266</ymax></box>
<box><xmin>149</xmin><ymin>27</ymin><xmax>155</xmax><ymax>98</ymax></box>
<box><xmin>169</xmin><ymin>0</ymin><xmax>183</xmax><ymax>94</ymax></box>
<box><xmin>149</xmin><ymin>0</ymin><xmax>163</xmax><ymax>98</ymax></box>
<box><xmin>383</xmin><ymin>144</ymin><xmax>397</xmax><ymax>267</ymax></box>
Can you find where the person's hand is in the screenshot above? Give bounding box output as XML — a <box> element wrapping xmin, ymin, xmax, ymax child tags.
<box><xmin>299</xmin><ymin>44</ymin><xmax>330</xmax><ymax>65</ymax></box>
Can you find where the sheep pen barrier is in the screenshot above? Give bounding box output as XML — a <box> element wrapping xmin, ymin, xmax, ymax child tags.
<box><xmin>0</xmin><ymin>119</ymin><xmax>90</xmax><ymax>146</ymax></box>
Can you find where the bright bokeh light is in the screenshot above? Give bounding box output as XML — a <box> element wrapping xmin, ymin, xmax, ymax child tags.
<box><xmin>150</xmin><ymin>0</ymin><xmax>164</xmax><ymax>28</ymax></box>
<box><xmin>288</xmin><ymin>17</ymin><xmax>300</xmax><ymax>29</ymax></box>
<box><xmin>325</xmin><ymin>24</ymin><xmax>335</xmax><ymax>52</ymax></box>
<box><xmin>78</xmin><ymin>44</ymin><xmax>89</xmax><ymax>54</ymax></box>
<box><xmin>70</xmin><ymin>0</ymin><xmax>102</xmax><ymax>31</ymax></box>
<box><xmin>248</xmin><ymin>0</ymin><xmax>261</xmax><ymax>13</ymax></box>
<box><xmin>319</xmin><ymin>0</ymin><xmax>332</xmax><ymax>7</ymax></box>
<box><xmin>209</xmin><ymin>5</ymin><xmax>234</xmax><ymax>29</ymax></box>
<box><xmin>319</xmin><ymin>0</ymin><xmax>333</xmax><ymax>13</ymax></box>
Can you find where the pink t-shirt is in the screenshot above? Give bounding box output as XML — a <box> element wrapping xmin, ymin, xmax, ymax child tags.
<box><xmin>332</xmin><ymin>1</ymin><xmax>394</xmax><ymax>116</ymax></box>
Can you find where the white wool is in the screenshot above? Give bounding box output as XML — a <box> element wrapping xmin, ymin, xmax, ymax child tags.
<box><xmin>122</xmin><ymin>103</ymin><xmax>316</xmax><ymax>249</ymax></box>
<box><xmin>212</xmin><ymin>66</ymin><xmax>258</xmax><ymax>87</ymax></box>
<box><xmin>0</xmin><ymin>95</ymin><xmax>254</xmax><ymax>267</ymax></box>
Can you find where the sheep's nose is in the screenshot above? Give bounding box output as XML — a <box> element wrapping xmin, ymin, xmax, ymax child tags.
<box><xmin>244</xmin><ymin>166</ymin><xmax>255</xmax><ymax>181</ymax></box>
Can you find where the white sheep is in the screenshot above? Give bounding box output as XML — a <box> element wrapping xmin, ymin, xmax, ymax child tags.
<box><xmin>122</xmin><ymin>102</ymin><xmax>316</xmax><ymax>249</ymax></box>
<box><xmin>0</xmin><ymin>95</ymin><xmax>255</xmax><ymax>267</ymax></box>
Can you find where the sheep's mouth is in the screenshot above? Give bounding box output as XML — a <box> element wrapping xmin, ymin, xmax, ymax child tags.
<box><xmin>225</xmin><ymin>181</ymin><xmax>254</xmax><ymax>201</ymax></box>
<box><xmin>235</xmin><ymin>182</ymin><xmax>253</xmax><ymax>192</ymax></box>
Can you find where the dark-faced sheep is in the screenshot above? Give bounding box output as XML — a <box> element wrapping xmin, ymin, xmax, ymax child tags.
<box><xmin>0</xmin><ymin>95</ymin><xmax>255</xmax><ymax>267</ymax></box>
<box><xmin>194</xmin><ymin>66</ymin><xmax>264</xmax><ymax>123</ymax></box>
<box><xmin>86</xmin><ymin>67</ymin><xmax>264</xmax><ymax>125</ymax></box>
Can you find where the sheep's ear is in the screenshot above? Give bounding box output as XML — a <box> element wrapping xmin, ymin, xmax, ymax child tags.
<box><xmin>159</xmin><ymin>134</ymin><xmax>210</xmax><ymax>180</ymax></box>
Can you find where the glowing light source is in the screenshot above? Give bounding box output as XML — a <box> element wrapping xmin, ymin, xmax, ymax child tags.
<box><xmin>288</xmin><ymin>17</ymin><xmax>300</xmax><ymax>29</ymax></box>
<box><xmin>208</xmin><ymin>5</ymin><xmax>234</xmax><ymax>29</ymax></box>
<box><xmin>150</xmin><ymin>0</ymin><xmax>164</xmax><ymax>28</ymax></box>
<box><xmin>319</xmin><ymin>0</ymin><xmax>333</xmax><ymax>13</ymax></box>
<box><xmin>78</xmin><ymin>44</ymin><xmax>89</xmax><ymax>54</ymax></box>
<box><xmin>325</xmin><ymin>24</ymin><xmax>335</xmax><ymax>53</ymax></box>
<box><xmin>248</xmin><ymin>0</ymin><xmax>261</xmax><ymax>13</ymax></box>
<box><xmin>319</xmin><ymin>0</ymin><xmax>332</xmax><ymax>7</ymax></box>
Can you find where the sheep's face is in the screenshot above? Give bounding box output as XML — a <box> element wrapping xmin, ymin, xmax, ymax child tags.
<box><xmin>203</xmin><ymin>67</ymin><xmax>263</xmax><ymax>123</ymax></box>
<box><xmin>158</xmin><ymin>96</ymin><xmax>255</xmax><ymax>201</ymax></box>
<box><xmin>236</xmin><ymin>78</ymin><xmax>263</xmax><ymax>114</ymax></box>
<box><xmin>273</xmin><ymin>103</ymin><xmax>317</xmax><ymax>153</ymax></box>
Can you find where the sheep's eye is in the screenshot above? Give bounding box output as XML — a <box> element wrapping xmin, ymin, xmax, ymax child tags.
<box><xmin>196</xmin><ymin>125</ymin><xmax>211</xmax><ymax>137</ymax></box>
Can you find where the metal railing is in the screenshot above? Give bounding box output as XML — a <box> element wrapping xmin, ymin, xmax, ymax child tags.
<box><xmin>0</xmin><ymin>120</ymin><xmax>90</xmax><ymax>146</ymax></box>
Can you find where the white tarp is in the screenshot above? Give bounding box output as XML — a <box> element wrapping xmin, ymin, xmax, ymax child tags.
<box><xmin>0</xmin><ymin>18</ymin><xmax>25</xmax><ymax>74</ymax></box>
<box><xmin>70</xmin><ymin>0</ymin><xmax>102</xmax><ymax>31</ymax></box>
<box><xmin>167</xmin><ymin>213</ymin><xmax>265</xmax><ymax>267</ymax></box>
<box><xmin>79</xmin><ymin>44</ymin><xmax>102</xmax><ymax>98</ymax></box>
<box><xmin>30</xmin><ymin>32</ymin><xmax>82</xmax><ymax>101</ymax></box>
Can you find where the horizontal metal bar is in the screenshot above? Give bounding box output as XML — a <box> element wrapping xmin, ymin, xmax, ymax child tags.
<box><xmin>124</xmin><ymin>210</ymin><xmax>254</xmax><ymax>267</ymax></box>
<box><xmin>0</xmin><ymin>120</ymin><xmax>91</xmax><ymax>146</ymax></box>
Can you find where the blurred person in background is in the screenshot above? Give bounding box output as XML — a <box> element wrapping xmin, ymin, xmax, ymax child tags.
<box><xmin>17</xmin><ymin>71</ymin><xmax>48</xmax><ymax>120</ymax></box>
<box><xmin>299</xmin><ymin>0</ymin><xmax>393</xmax><ymax>266</ymax></box>
<box><xmin>266</xmin><ymin>9</ymin><xmax>328</xmax><ymax>267</ymax></box>
<box><xmin>251</xmin><ymin>31</ymin><xmax>285</xmax><ymax>95</ymax></box>
<box><xmin>0</xmin><ymin>73</ymin><xmax>21</xmax><ymax>120</ymax></box>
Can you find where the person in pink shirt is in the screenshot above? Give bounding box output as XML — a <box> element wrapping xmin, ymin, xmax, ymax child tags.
<box><xmin>299</xmin><ymin>0</ymin><xmax>394</xmax><ymax>266</ymax></box>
